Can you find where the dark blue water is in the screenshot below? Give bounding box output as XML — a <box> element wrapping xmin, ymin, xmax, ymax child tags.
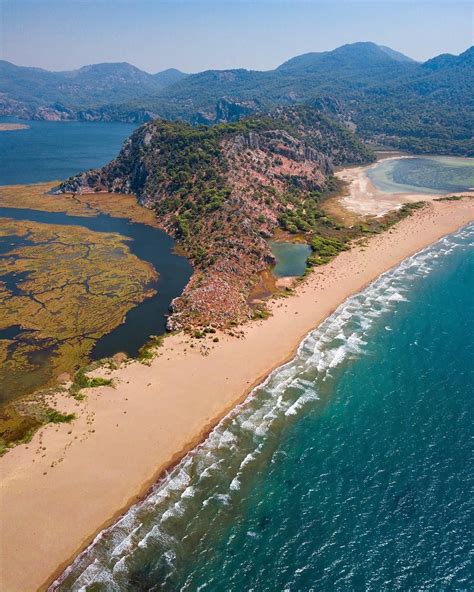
<box><xmin>54</xmin><ymin>225</ymin><xmax>473</xmax><ymax>591</ymax></box>
<box><xmin>0</xmin><ymin>117</ymin><xmax>135</xmax><ymax>185</ymax></box>
<box><xmin>0</xmin><ymin>207</ymin><xmax>192</xmax><ymax>359</ymax></box>
<box><xmin>0</xmin><ymin>325</ymin><xmax>22</xmax><ymax>340</ymax></box>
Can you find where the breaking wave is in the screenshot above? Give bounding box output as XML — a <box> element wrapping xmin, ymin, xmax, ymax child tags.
<box><xmin>51</xmin><ymin>224</ymin><xmax>473</xmax><ymax>591</ymax></box>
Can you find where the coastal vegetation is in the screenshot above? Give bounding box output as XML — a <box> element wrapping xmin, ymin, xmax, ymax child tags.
<box><xmin>0</xmin><ymin>216</ymin><xmax>156</xmax><ymax>446</ymax></box>
<box><xmin>137</xmin><ymin>334</ymin><xmax>165</xmax><ymax>363</ymax></box>
<box><xmin>59</xmin><ymin>106</ymin><xmax>375</xmax><ymax>330</ymax></box>
<box><xmin>69</xmin><ymin>369</ymin><xmax>113</xmax><ymax>399</ymax></box>
<box><xmin>0</xmin><ymin>217</ymin><xmax>156</xmax><ymax>402</ymax></box>
<box><xmin>435</xmin><ymin>195</ymin><xmax>465</xmax><ymax>201</ymax></box>
<box><xmin>307</xmin><ymin>235</ymin><xmax>349</xmax><ymax>267</ymax></box>
<box><xmin>0</xmin><ymin>394</ymin><xmax>76</xmax><ymax>456</ymax></box>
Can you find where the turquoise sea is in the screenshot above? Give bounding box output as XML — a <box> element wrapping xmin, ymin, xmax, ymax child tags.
<box><xmin>53</xmin><ymin>223</ymin><xmax>474</xmax><ymax>591</ymax></box>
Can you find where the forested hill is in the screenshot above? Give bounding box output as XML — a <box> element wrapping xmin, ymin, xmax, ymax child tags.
<box><xmin>137</xmin><ymin>43</ymin><xmax>473</xmax><ymax>155</ymax></box>
<box><xmin>0</xmin><ymin>61</ymin><xmax>188</xmax><ymax>120</ymax></box>
<box><xmin>58</xmin><ymin>107</ymin><xmax>374</xmax><ymax>330</ymax></box>
<box><xmin>2</xmin><ymin>42</ymin><xmax>472</xmax><ymax>154</ymax></box>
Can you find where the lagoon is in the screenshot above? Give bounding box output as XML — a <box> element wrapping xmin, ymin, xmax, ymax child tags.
<box><xmin>368</xmin><ymin>155</ymin><xmax>474</xmax><ymax>195</ymax></box>
<box><xmin>0</xmin><ymin>119</ymin><xmax>192</xmax><ymax>403</ymax></box>
<box><xmin>270</xmin><ymin>241</ymin><xmax>311</xmax><ymax>277</ymax></box>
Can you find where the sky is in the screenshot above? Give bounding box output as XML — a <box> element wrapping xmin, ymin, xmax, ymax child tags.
<box><xmin>1</xmin><ymin>0</ymin><xmax>473</xmax><ymax>73</ymax></box>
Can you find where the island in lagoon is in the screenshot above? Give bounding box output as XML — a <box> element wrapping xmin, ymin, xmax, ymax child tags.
<box><xmin>0</xmin><ymin>123</ymin><xmax>29</xmax><ymax>131</ymax></box>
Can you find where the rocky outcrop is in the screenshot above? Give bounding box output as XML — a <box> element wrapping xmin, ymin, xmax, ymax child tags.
<box><xmin>192</xmin><ymin>98</ymin><xmax>262</xmax><ymax>125</ymax></box>
<box><xmin>57</xmin><ymin>107</ymin><xmax>374</xmax><ymax>330</ymax></box>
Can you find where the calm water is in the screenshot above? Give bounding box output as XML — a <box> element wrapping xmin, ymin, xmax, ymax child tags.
<box><xmin>368</xmin><ymin>156</ymin><xmax>474</xmax><ymax>195</ymax></box>
<box><xmin>270</xmin><ymin>241</ymin><xmax>311</xmax><ymax>277</ymax></box>
<box><xmin>0</xmin><ymin>118</ymin><xmax>191</xmax><ymax>390</ymax></box>
<box><xmin>0</xmin><ymin>117</ymin><xmax>135</xmax><ymax>184</ymax></box>
<box><xmin>0</xmin><ymin>206</ymin><xmax>192</xmax><ymax>360</ymax></box>
<box><xmin>53</xmin><ymin>224</ymin><xmax>474</xmax><ymax>591</ymax></box>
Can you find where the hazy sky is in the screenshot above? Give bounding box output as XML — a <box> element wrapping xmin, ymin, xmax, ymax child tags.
<box><xmin>1</xmin><ymin>0</ymin><xmax>473</xmax><ymax>73</ymax></box>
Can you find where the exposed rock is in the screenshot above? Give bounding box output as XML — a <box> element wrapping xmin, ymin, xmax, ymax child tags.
<box><xmin>57</xmin><ymin>106</ymin><xmax>374</xmax><ymax>330</ymax></box>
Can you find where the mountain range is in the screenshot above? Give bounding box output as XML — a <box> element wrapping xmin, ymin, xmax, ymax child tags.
<box><xmin>1</xmin><ymin>42</ymin><xmax>473</xmax><ymax>154</ymax></box>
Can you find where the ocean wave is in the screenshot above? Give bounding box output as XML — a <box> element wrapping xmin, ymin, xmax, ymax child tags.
<box><xmin>50</xmin><ymin>223</ymin><xmax>473</xmax><ymax>591</ymax></box>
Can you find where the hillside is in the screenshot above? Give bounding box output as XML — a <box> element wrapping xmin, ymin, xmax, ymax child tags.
<box><xmin>1</xmin><ymin>42</ymin><xmax>472</xmax><ymax>153</ymax></box>
<box><xmin>140</xmin><ymin>43</ymin><xmax>473</xmax><ymax>155</ymax></box>
<box><xmin>0</xmin><ymin>60</ymin><xmax>188</xmax><ymax>120</ymax></box>
<box><xmin>58</xmin><ymin>107</ymin><xmax>374</xmax><ymax>330</ymax></box>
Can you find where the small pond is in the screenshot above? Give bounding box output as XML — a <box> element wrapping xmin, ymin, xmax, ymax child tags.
<box><xmin>270</xmin><ymin>241</ymin><xmax>311</xmax><ymax>278</ymax></box>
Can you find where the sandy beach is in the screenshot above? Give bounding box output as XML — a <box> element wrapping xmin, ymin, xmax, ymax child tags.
<box><xmin>0</xmin><ymin>123</ymin><xmax>29</xmax><ymax>132</ymax></box>
<box><xmin>335</xmin><ymin>157</ymin><xmax>474</xmax><ymax>216</ymax></box>
<box><xmin>0</xmin><ymin>198</ymin><xmax>473</xmax><ymax>591</ymax></box>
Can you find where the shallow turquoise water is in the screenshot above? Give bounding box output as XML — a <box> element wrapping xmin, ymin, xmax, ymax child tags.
<box><xmin>0</xmin><ymin>117</ymin><xmax>135</xmax><ymax>185</ymax></box>
<box><xmin>368</xmin><ymin>156</ymin><xmax>474</xmax><ymax>195</ymax></box>
<box><xmin>270</xmin><ymin>241</ymin><xmax>311</xmax><ymax>277</ymax></box>
<box><xmin>54</xmin><ymin>224</ymin><xmax>473</xmax><ymax>591</ymax></box>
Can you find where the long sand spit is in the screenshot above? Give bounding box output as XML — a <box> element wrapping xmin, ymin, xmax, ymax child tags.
<box><xmin>0</xmin><ymin>199</ymin><xmax>473</xmax><ymax>592</ymax></box>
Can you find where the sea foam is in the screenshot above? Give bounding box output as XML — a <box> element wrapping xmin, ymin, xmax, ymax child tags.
<box><xmin>50</xmin><ymin>223</ymin><xmax>473</xmax><ymax>591</ymax></box>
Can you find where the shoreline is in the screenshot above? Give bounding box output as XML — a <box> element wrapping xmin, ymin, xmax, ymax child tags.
<box><xmin>0</xmin><ymin>200</ymin><xmax>473</xmax><ymax>592</ymax></box>
<box><xmin>335</xmin><ymin>156</ymin><xmax>474</xmax><ymax>216</ymax></box>
<box><xmin>0</xmin><ymin>123</ymin><xmax>29</xmax><ymax>132</ymax></box>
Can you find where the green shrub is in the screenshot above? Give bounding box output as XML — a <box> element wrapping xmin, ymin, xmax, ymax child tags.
<box><xmin>307</xmin><ymin>235</ymin><xmax>348</xmax><ymax>266</ymax></box>
<box><xmin>70</xmin><ymin>369</ymin><xmax>113</xmax><ymax>398</ymax></box>
<box><xmin>44</xmin><ymin>409</ymin><xmax>75</xmax><ymax>424</ymax></box>
<box><xmin>137</xmin><ymin>334</ymin><xmax>165</xmax><ymax>362</ymax></box>
<box><xmin>435</xmin><ymin>195</ymin><xmax>463</xmax><ymax>202</ymax></box>
<box><xmin>252</xmin><ymin>304</ymin><xmax>271</xmax><ymax>320</ymax></box>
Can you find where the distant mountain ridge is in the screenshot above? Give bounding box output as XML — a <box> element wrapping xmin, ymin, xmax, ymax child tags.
<box><xmin>0</xmin><ymin>60</ymin><xmax>188</xmax><ymax>116</ymax></box>
<box><xmin>277</xmin><ymin>41</ymin><xmax>417</xmax><ymax>72</ymax></box>
<box><xmin>1</xmin><ymin>42</ymin><xmax>472</xmax><ymax>154</ymax></box>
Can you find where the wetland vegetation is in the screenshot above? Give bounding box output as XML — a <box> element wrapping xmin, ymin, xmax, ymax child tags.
<box><xmin>0</xmin><ymin>183</ymin><xmax>192</xmax><ymax>450</ymax></box>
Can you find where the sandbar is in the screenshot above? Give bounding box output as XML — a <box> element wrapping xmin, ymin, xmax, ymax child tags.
<box><xmin>0</xmin><ymin>198</ymin><xmax>473</xmax><ymax>592</ymax></box>
<box><xmin>0</xmin><ymin>123</ymin><xmax>29</xmax><ymax>132</ymax></box>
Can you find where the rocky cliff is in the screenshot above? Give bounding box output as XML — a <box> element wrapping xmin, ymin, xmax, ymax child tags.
<box><xmin>58</xmin><ymin>107</ymin><xmax>374</xmax><ymax>330</ymax></box>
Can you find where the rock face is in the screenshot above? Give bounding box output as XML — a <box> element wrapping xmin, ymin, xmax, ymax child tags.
<box><xmin>57</xmin><ymin>106</ymin><xmax>374</xmax><ymax>330</ymax></box>
<box><xmin>192</xmin><ymin>98</ymin><xmax>262</xmax><ymax>125</ymax></box>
